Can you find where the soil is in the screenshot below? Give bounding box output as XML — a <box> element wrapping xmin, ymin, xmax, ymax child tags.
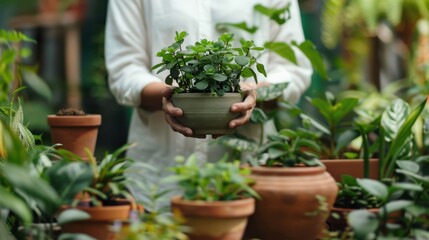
<box><xmin>56</xmin><ymin>108</ymin><xmax>86</xmax><ymax>116</ymax></box>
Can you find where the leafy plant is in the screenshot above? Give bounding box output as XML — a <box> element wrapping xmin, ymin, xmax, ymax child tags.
<box><xmin>152</xmin><ymin>31</ymin><xmax>266</xmax><ymax>96</ymax></box>
<box><xmin>163</xmin><ymin>154</ymin><xmax>259</xmax><ymax>201</ymax></box>
<box><xmin>347</xmin><ymin>159</ymin><xmax>429</xmax><ymax>239</ymax></box>
<box><xmin>334</xmin><ymin>175</ymin><xmax>382</xmax><ymax>209</ymax></box>
<box><xmin>249</xmin><ymin>120</ymin><xmax>322</xmax><ymax>167</ymax></box>
<box><xmin>301</xmin><ymin>92</ymin><xmax>359</xmax><ymax>159</ymax></box>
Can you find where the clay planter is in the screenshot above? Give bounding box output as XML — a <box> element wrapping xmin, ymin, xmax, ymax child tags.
<box><xmin>171</xmin><ymin>93</ymin><xmax>242</xmax><ymax>136</ymax></box>
<box><xmin>321</xmin><ymin>159</ymin><xmax>379</xmax><ymax>182</ymax></box>
<box><xmin>61</xmin><ymin>199</ymin><xmax>136</xmax><ymax>240</ymax></box>
<box><xmin>47</xmin><ymin>114</ymin><xmax>101</xmax><ymax>160</ymax></box>
<box><xmin>245</xmin><ymin>166</ymin><xmax>338</xmax><ymax>240</ymax></box>
<box><xmin>171</xmin><ymin>196</ymin><xmax>255</xmax><ymax>240</ymax></box>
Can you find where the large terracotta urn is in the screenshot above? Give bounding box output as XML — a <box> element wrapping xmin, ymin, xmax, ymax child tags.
<box><xmin>246</xmin><ymin>166</ymin><xmax>338</xmax><ymax>240</ymax></box>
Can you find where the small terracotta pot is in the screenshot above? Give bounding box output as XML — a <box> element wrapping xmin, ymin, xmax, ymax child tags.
<box><xmin>60</xmin><ymin>199</ymin><xmax>137</xmax><ymax>240</ymax></box>
<box><xmin>245</xmin><ymin>166</ymin><xmax>338</xmax><ymax>240</ymax></box>
<box><xmin>171</xmin><ymin>93</ymin><xmax>242</xmax><ymax>136</ymax></box>
<box><xmin>321</xmin><ymin>159</ymin><xmax>379</xmax><ymax>182</ymax></box>
<box><xmin>171</xmin><ymin>196</ymin><xmax>255</xmax><ymax>240</ymax></box>
<box><xmin>47</xmin><ymin>114</ymin><xmax>101</xmax><ymax>160</ymax></box>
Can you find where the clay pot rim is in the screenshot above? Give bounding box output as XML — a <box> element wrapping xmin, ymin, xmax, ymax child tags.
<box><xmin>320</xmin><ymin>158</ymin><xmax>379</xmax><ymax>162</ymax></box>
<box><xmin>171</xmin><ymin>195</ymin><xmax>255</xmax><ymax>218</ymax></box>
<box><xmin>172</xmin><ymin>92</ymin><xmax>243</xmax><ymax>98</ymax></box>
<box><xmin>47</xmin><ymin>114</ymin><xmax>101</xmax><ymax>127</ymax></box>
<box><xmin>250</xmin><ymin>165</ymin><xmax>326</xmax><ymax>176</ymax></box>
<box><xmin>331</xmin><ymin>207</ymin><xmax>379</xmax><ymax>213</ymax></box>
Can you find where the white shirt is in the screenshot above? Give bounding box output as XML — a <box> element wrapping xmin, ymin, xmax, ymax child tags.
<box><xmin>105</xmin><ymin>0</ymin><xmax>312</xmax><ymax>182</ymax></box>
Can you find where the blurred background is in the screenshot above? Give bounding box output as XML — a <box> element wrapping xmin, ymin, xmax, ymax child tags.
<box><xmin>1</xmin><ymin>0</ymin><xmax>428</xmax><ymax>157</ymax></box>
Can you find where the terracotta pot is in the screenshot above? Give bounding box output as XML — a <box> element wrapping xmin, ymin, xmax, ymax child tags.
<box><xmin>61</xmin><ymin>199</ymin><xmax>136</xmax><ymax>240</ymax></box>
<box><xmin>171</xmin><ymin>93</ymin><xmax>242</xmax><ymax>135</ymax></box>
<box><xmin>47</xmin><ymin>114</ymin><xmax>101</xmax><ymax>160</ymax></box>
<box><xmin>321</xmin><ymin>159</ymin><xmax>379</xmax><ymax>182</ymax></box>
<box><xmin>171</xmin><ymin>196</ymin><xmax>255</xmax><ymax>240</ymax></box>
<box><xmin>245</xmin><ymin>166</ymin><xmax>338</xmax><ymax>240</ymax></box>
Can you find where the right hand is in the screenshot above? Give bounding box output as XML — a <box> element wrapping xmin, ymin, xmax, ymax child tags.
<box><xmin>162</xmin><ymin>87</ymin><xmax>199</xmax><ymax>138</ymax></box>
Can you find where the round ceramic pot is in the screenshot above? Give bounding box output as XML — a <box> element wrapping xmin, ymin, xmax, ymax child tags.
<box><xmin>245</xmin><ymin>166</ymin><xmax>338</xmax><ymax>240</ymax></box>
<box><xmin>47</xmin><ymin>114</ymin><xmax>101</xmax><ymax>160</ymax></box>
<box><xmin>171</xmin><ymin>93</ymin><xmax>242</xmax><ymax>135</ymax></box>
<box><xmin>171</xmin><ymin>196</ymin><xmax>255</xmax><ymax>240</ymax></box>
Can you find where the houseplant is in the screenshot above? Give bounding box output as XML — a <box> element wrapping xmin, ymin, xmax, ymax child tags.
<box><xmin>47</xmin><ymin>107</ymin><xmax>101</xmax><ymax>160</ymax></box>
<box><xmin>327</xmin><ymin>98</ymin><xmax>427</xmax><ymax>234</ymax></box>
<box><xmin>245</xmin><ymin>123</ymin><xmax>338</xmax><ymax>240</ymax></box>
<box><xmin>151</xmin><ymin>31</ymin><xmax>266</xmax><ymax>135</ymax></box>
<box><xmin>163</xmin><ymin>154</ymin><xmax>259</xmax><ymax>240</ymax></box>
<box><xmin>54</xmin><ymin>143</ymin><xmax>142</xmax><ymax>240</ymax></box>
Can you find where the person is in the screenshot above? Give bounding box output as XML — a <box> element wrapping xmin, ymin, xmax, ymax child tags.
<box><xmin>104</xmin><ymin>0</ymin><xmax>312</xmax><ymax>193</ymax></box>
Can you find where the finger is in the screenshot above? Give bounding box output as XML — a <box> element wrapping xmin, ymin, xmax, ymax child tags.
<box><xmin>231</xmin><ymin>92</ymin><xmax>256</xmax><ymax>113</ymax></box>
<box><xmin>229</xmin><ymin>110</ymin><xmax>252</xmax><ymax>128</ymax></box>
<box><xmin>162</xmin><ymin>97</ymin><xmax>182</xmax><ymax>117</ymax></box>
<box><xmin>164</xmin><ymin>114</ymin><xmax>193</xmax><ymax>137</ymax></box>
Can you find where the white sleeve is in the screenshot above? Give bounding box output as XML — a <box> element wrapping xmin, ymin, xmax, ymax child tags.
<box><xmin>266</xmin><ymin>0</ymin><xmax>313</xmax><ymax>103</ymax></box>
<box><xmin>105</xmin><ymin>0</ymin><xmax>162</xmax><ymax>107</ymax></box>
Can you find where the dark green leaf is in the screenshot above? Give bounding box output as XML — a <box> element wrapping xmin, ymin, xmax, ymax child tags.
<box><xmin>294</xmin><ymin>40</ymin><xmax>328</xmax><ymax>79</ymax></box>
<box><xmin>256</xmin><ymin>63</ymin><xmax>267</xmax><ymax>77</ymax></box>
<box><xmin>264</xmin><ymin>42</ymin><xmax>296</xmax><ymax>64</ymax></box>
<box><xmin>0</xmin><ymin>186</ymin><xmax>32</xmax><ymax>226</ymax></box>
<box><xmin>195</xmin><ymin>80</ymin><xmax>209</xmax><ymax>90</ymax></box>
<box><xmin>216</xmin><ymin>22</ymin><xmax>258</xmax><ymax>34</ymax></box>
<box><xmin>213</xmin><ymin>73</ymin><xmax>227</xmax><ymax>82</ymax></box>
<box><xmin>357</xmin><ymin>179</ymin><xmax>388</xmax><ymax>201</ymax></box>
<box><xmin>57</xmin><ymin>209</ymin><xmax>91</xmax><ymax>225</ymax></box>
<box><xmin>347</xmin><ymin>210</ymin><xmax>379</xmax><ymax>239</ymax></box>
<box><xmin>250</xmin><ymin>107</ymin><xmax>269</xmax><ymax>123</ymax></box>
<box><xmin>20</xmin><ymin>67</ymin><xmax>52</xmax><ymax>101</ymax></box>
<box><xmin>235</xmin><ymin>56</ymin><xmax>250</xmax><ymax>66</ymax></box>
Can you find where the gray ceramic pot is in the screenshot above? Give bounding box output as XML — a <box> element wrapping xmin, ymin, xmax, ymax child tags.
<box><xmin>171</xmin><ymin>92</ymin><xmax>242</xmax><ymax>135</ymax></box>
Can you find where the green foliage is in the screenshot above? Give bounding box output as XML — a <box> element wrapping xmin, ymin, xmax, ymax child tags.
<box><xmin>347</xmin><ymin>159</ymin><xmax>429</xmax><ymax>239</ymax></box>
<box><xmin>254</xmin><ymin>3</ymin><xmax>291</xmax><ymax>25</ymax></box>
<box><xmin>301</xmin><ymin>92</ymin><xmax>359</xmax><ymax>159</ymax></box>
<box><xmin>334</xmin><ymin>175</ymin><xmax>382</xmax><ymax>209</ymax></box>
<box><xmin>82</xmin><ymin>144</ymin><xmax>138</xmax><ymax>206</ymax></box>
<box><xmin>152</xmin><ymin>31</ymin><xmax>266</xmax><ymax>96</ymax></box>
<box><xmin>163</xmin><ymin>154</ymin><xmax>259</xmax><ymax>201</ymax></box>
<box><xmin>249</xmin><ymin>121</ymin><xmax>322</xmax><ymax>167</ymax></box>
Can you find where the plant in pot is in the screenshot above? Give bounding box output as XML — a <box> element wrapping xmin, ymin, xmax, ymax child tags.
<box><xmin>47</xmin><ymin>107</ymin><xmax>101</xmax><ymax>160</ymax></box>
<box><xmin>245</xmin><ymin>120</ymin><xmax>338</xmax><ymax>240</ymax></box>
<box><xmin>151</xmin><ymin>31</ymin><xmax>266</xmax><ymax>136</ymax></box>
<box><xmin>297</xmin><ymin>92</ymin><xmax>382</xmax><ymax>182</ymax></box>
<box><xmin>162</xmin><ymin>154</ymin><xmax>259</xmax><ymax>240</ymax></box>
<box><xmin>346</xmin><ymin>159</ymin><xmax>429</xmax><ymax>239</ymax></box>
<box><xmin>326</xmin><ymin>98</ymin><xmax>427</xmax><ymax>234</ymax></box>
<box><xmin>53</xmin><ymin>143</ymin><xmax>142</xmax><ymax>240</ymax></box>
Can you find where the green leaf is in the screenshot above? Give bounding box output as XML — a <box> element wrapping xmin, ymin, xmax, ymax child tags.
<box><xmin>396</xmin><ymin>160</ymin><xmax>420</xmax><ymax>173</ymax></box>
<box><xmin>357</xmin><ymin>179</ymin><xmax>388</xmax><ymax>201</ymax></box>
<box><xmin>214</xmin><ymin>135</ymin><xmax>258</xmax><ymax>152</ymax></box>
<box><xmin>57</xmin><ymin>209</ymin><xmax>91</xmax><ymax>225</ymax></box>
<box><xmin>381</xmin><ymin>99</ymin><xmax>410</xmax><ymax>142</ymax></box>
<box><xmin>347</xmin><ymin>210</ymin><xmax>379</xmax><ymax>239</ymax></box>
<box><xmin>256</xmin><ymin>63</ymin><xmax>267</xmax><ymax>77</ymax></box>
<box><xmin>294</xmin><ymin>40</ymin><xmax>328</xmax><ymax>79</ymax></box>
<box><xmin>235</xmin><ymin>56</ymin><xmax>250</xmax><ymax>66</ymax></box>
<box><xmin>58</xmin><ymin>233</ymin><xmax>97</xmax><ymax>240</ymax></box>
<box><xmin>195</xmin><ymin>80</ymin><xmax>209</xmax><ymax>90</ymax></box>
<box><xmin>392</xmin><ymin>183</ymin><xmax>423</xmax><ymax>192</ymax></box>
<box><xmin>0</xmin><ymin>186</ymin><xmax>32</xmax><ymax>226</ymax></box>
<box><xmin>254</xmin><ymin>3</ymin><xmax>291</xmax><ymax>25</ymax></box>
<box><xmin>250</xmin><ymin>107</ymin><xmax>269</xmax><ymax>123</ymax></box>
<box><xmin>256</xmin><ymin>82</ymin><xmax>288</xmax><ymax>101</ymax></box>
<box><xmin>380</xmin><ymin>200</ymin><xmax>412</xmax><ymax>217</ymax></box>
<box><xmin>216</xmin><ymin>22</ymin><xmax>258</xmax><ymax>34</ymax></box>
<box><xmin>264</xmin><ymin>42</ymin><xmax>297</xmax><ymax>64</ymax></box>
<box><xmin>212</xmin><ymin>73</ymin><xmax>227</xmax><ymax>82</ymax></box>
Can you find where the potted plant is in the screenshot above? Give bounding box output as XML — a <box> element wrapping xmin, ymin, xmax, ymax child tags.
<box><xmin>47</xmin><ymin>107</ymin><xmax>101</xmax><ymax>160</ymax></box>
<box><xmin>162</xmin><ymin>154</ymin><xmax>259</xmax><ymax>240</ymax></box>
<box><xmin>151</xmin><ymin>31</ymin><xmax>266</xmax><ymax>136</ymax></box>
<box><xmin>53</xmin><ymin>144</ymin><xmax>141</xmax><ymax>240</ymax></box>
<box><xmin>327</xmin><ymin>98</ymin><xmax>427</xmax><ymax>234</ymax></box>
<box><xmin>245</xmin><ymin>122</ymin><xmax>338</xmax><ymax>240</ymax></box>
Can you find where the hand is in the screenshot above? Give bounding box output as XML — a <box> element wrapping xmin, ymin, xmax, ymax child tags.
<box><xmin>162</xmin><ymin>87</ymin><xmax>206</xmax><ymax>138</ymax></box>
<box><xmin>228</xmin><ymin>82</ymin><xmax>257</xmax><ymax>129</ymax></box>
